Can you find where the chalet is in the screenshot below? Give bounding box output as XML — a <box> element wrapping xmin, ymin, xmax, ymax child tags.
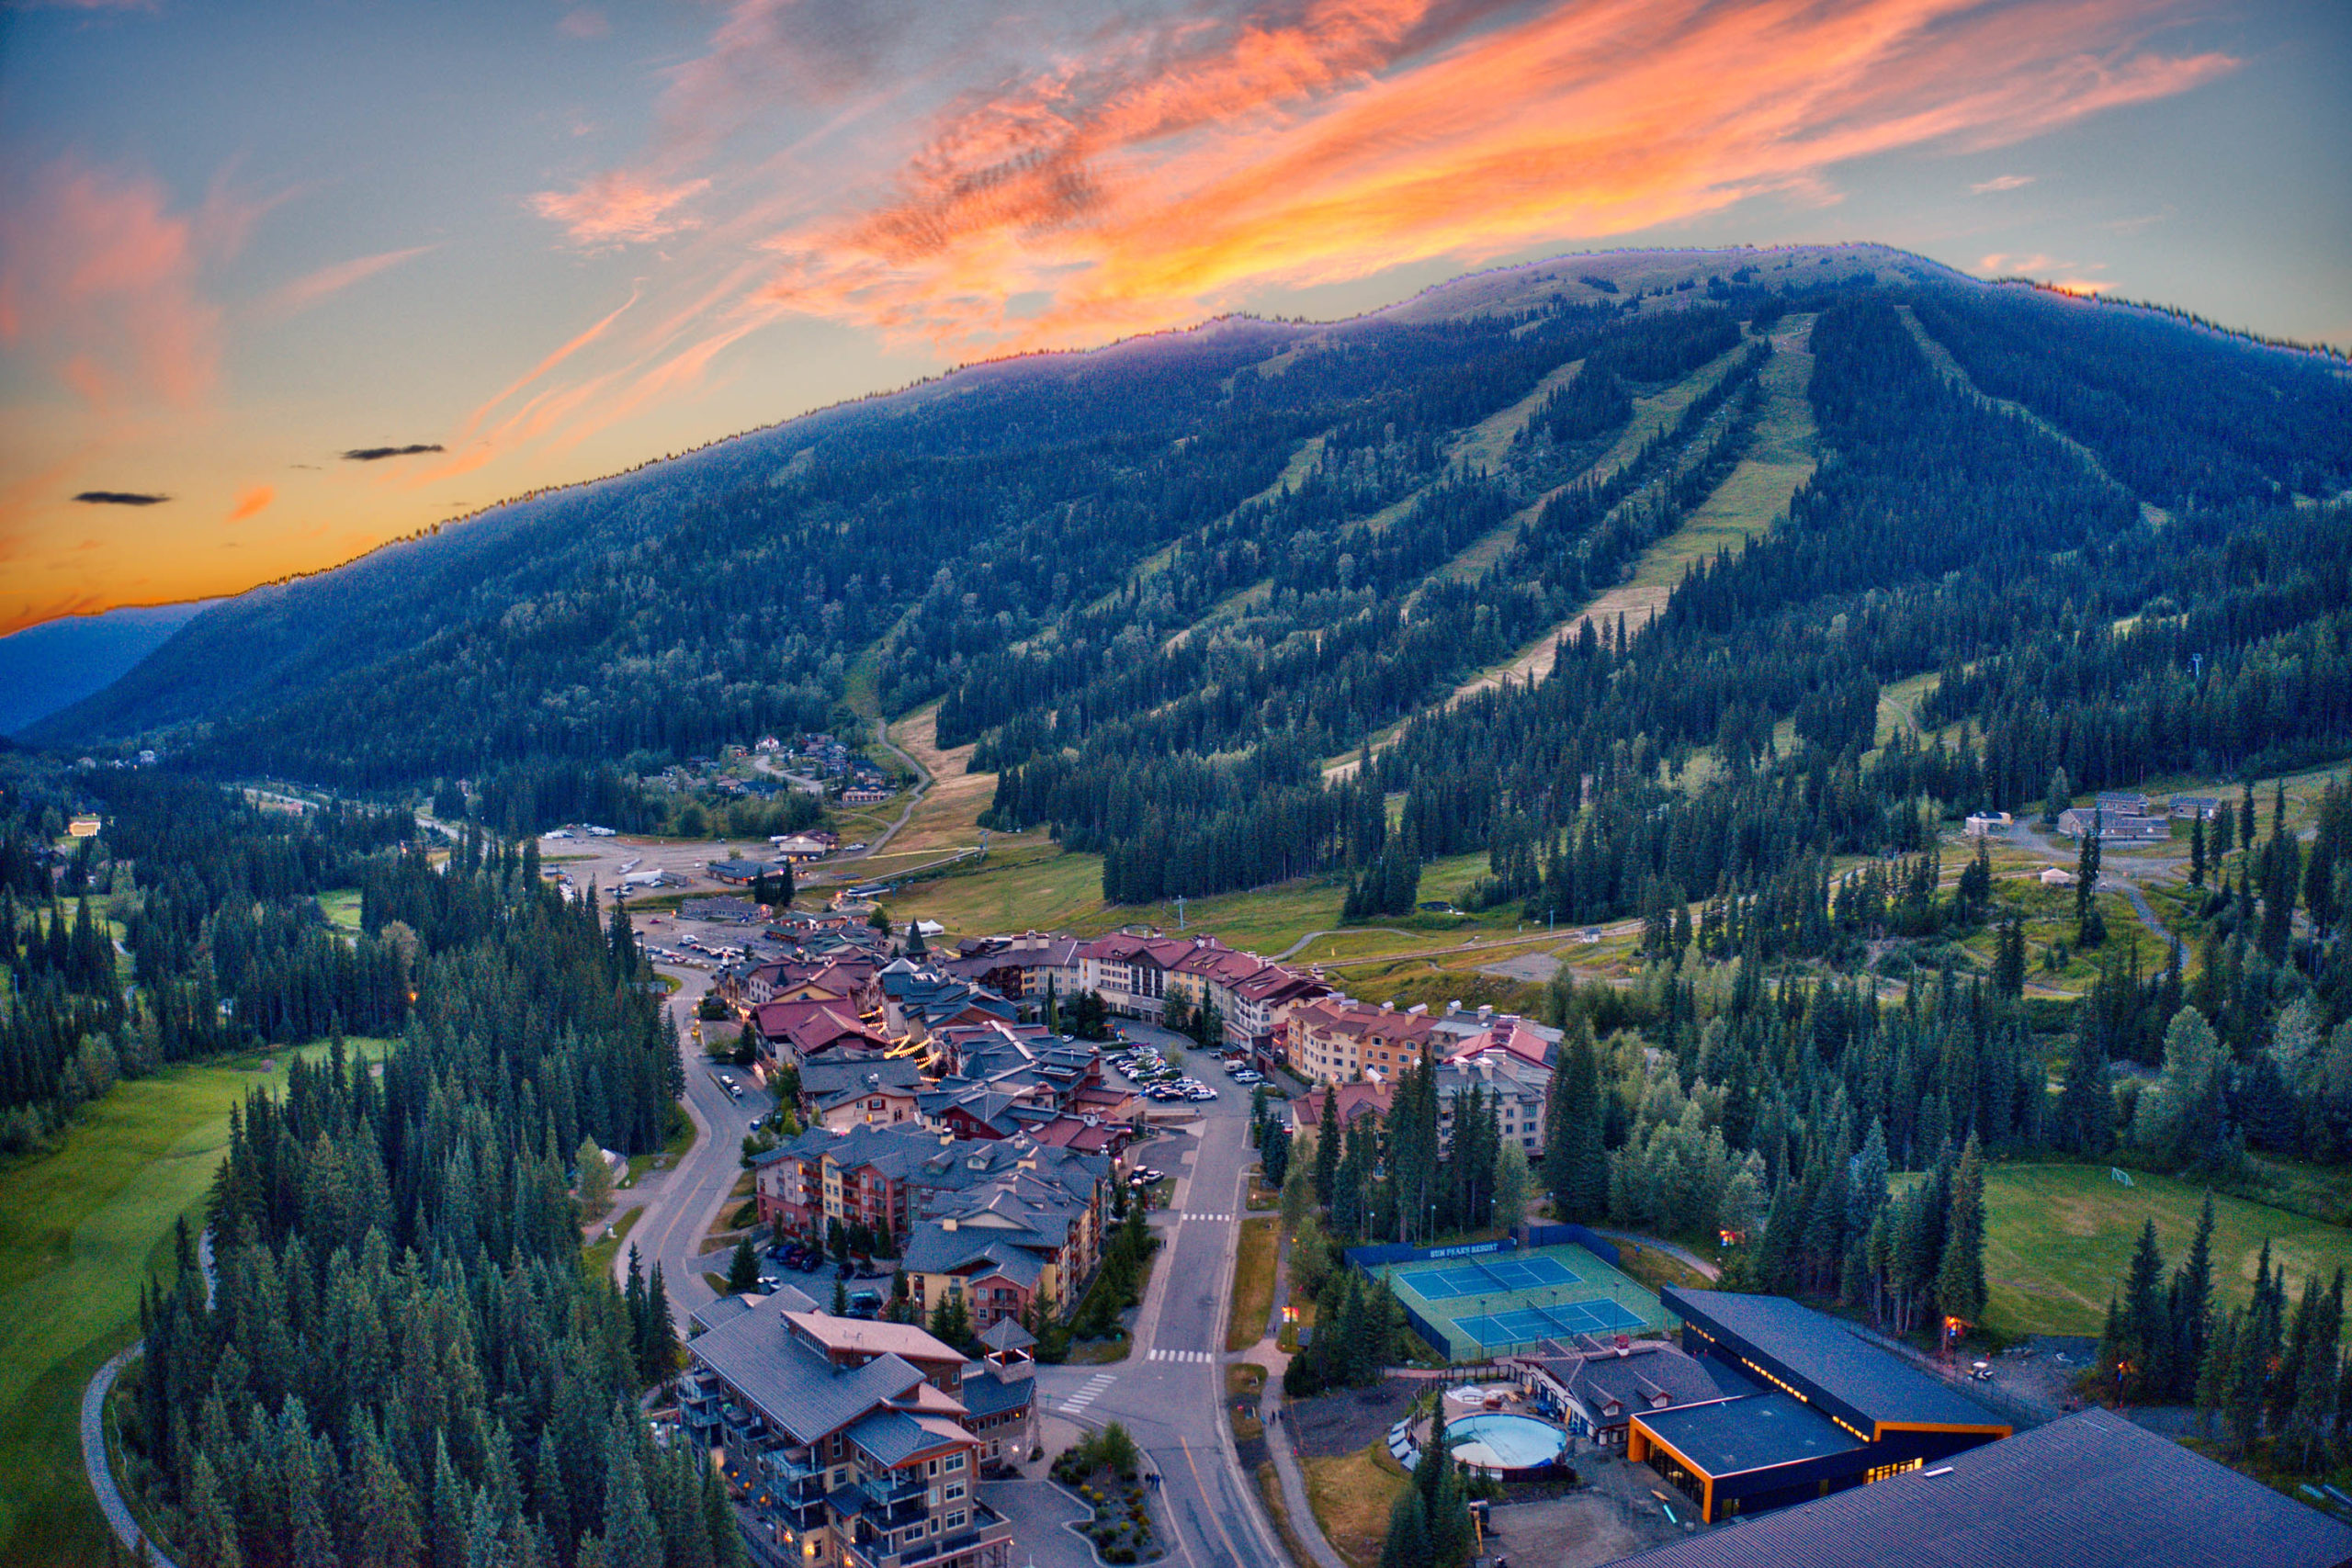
<box><xmin>708</xmin><ymin>858</ymin><xmax>772</xmax><ymax>886</ymax></box>
<box><xmin>799</xmin><ymin>1059</ymin><xmax>928</xmax><ymax>1131</ymax></box>
<box><xmin>1510</xmin><ymin>1337</ymin><xmax>1751</xmax><ymax>1449</ymax></box>
<box><xmin>2171</xmin><ymin>795</ymin><xmax>2223</xmax><ymax>820</ymax></box>
<box><xmin>751</xmin><ymin>998</ymin><xmax>892</xmax><ymax>1068</ymax></box>
<box><xmin>754</xmin><ymin>1124</ymin><xmax>1112</xmax><ymax>1322</ymax></box>
<box><xmin>1962</xmin><ymin>811</ymin><xmax>2012</xmax><ymax>837</ymax></box>
<box><xmin>676</xmin><ymin>1299</ymin><xmax>1020</xmax><ymax>1566</ymax></box>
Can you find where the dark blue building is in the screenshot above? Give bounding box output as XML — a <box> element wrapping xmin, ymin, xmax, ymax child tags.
<box><xmin>1625</xmin><ymin>1288</ymin><xmax>2008</xmax><ymax>1522</ymax></box>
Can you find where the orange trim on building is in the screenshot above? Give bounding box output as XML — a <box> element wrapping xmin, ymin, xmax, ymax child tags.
<box><xmin>1627</xmin><ymin>1417</ymin><xmax>1716</xmax><ymax>1522</ymax></box>
<box><xmin>1871</xmin><ymin>1420</ymin><xmax>2013</xmax><ymax>1440</ymax></box>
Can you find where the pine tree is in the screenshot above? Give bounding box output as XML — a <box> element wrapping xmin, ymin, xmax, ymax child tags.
<box><xmin>726</xmin><ymin>1237</ymin><xmax>758</xmax><ymax>1295</ymax></box>
<box><xmin>1933</xmin><ymin>1134</ymin><xmax>1987</xmax><ymax>1330</ymax></box>
<box><xmin>1379</xmin><ymin>1488</ymin><xmax>1432</xmax><ymax>1568</ymax></box>
<box><xmin>1315</xmin><ymin>1089</ymin><xmax>1341</xmax><ymax>1209</ymax></box>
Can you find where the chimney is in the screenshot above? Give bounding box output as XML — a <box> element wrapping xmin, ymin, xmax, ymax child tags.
<box><xmin>1445</xmin><ymin>1000</ymin><xmax>1462</xmax><ymax>1016</ymax></box>
<box><xmin>1476</xmin><ymin>1005</ymin><xmax>1494</xmax><ymax>1021</ymax></box>
<box><xmin>1406</xmin><ymin>1003</ymin><xmax>1428</xmax><ymax>1016</ymax></box>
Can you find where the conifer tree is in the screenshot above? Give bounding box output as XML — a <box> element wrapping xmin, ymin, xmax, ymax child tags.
<box><xmin>1933</xmin><ymin>1134</ymin><xmax>1987</xmax><ymax>1330</ymax></box>
<box><xmin>726</xmin><ymin>1237</ymin><xmax>758</xmax><ymax>1295</ymax></box>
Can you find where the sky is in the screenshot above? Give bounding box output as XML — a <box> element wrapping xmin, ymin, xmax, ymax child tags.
<box><xmin>1</xmin><ymin>0</ymin><xmax>2346</xmax><ymax>639</ymax></box>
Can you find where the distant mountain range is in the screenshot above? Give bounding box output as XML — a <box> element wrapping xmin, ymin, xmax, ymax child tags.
<box><xmin>0</xmin><ymin>599</ymin><xmax>220</xmax><ymax>737</ymax></box>
<box><xmin>28</xmin><ymin>242</ymin><xmax>2352</xmax><ymax>904</ymax></box>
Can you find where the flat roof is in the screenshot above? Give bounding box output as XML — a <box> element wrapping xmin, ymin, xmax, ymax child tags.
<box><xmin>1635</xmin><ymin>1393</ymin><xmax>1862</xmax><ymax>1478</ymax></box>
<box><xmin>1606</xmin><ymin>1410</ymin><xmax>2352</xmax><ymax>1568</ymax></box>
<box><xmin>1664</xmin><ymin>1288</ymin><xmax>2007</xmax><ymax>1433</ymax></box>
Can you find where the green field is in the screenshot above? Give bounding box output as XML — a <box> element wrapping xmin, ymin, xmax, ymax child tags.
<box><xmin>1919</xmin><ymin>1162</ymin><xmax>2352</xmax><ymax>1337</ymax></box>
<box><xmin>0</xmin><ymin>1039</ymin><xmax>389</xmax><ymax>1566</ymax></box>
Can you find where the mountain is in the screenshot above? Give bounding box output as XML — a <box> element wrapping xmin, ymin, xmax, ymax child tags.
<box><xmin>0</xmin><ymin>597</ymin><xmax>220</xmax><ymax>737</ymax></box>
<box><xmin>32</xmin><ymin>243</ymin><xmax>2352</xmax><ymax>908</ymax></box>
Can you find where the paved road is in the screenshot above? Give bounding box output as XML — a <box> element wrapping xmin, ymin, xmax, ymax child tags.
<box><xmin>1013</xmin><ymin>1082</ymin><xmax>1290</xmax><ymax>1568</ymax></box>
<box><xmin>82</xmin><ymin>1221</ymin><xmax>214</xmax><ymax>1566</ymax></box>
<box><xmin>606</xmin><ymin>953</ymin><xmax>775</xmax><ymax>1323</ymax></box>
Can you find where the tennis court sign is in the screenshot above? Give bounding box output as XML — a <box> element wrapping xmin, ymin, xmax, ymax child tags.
<box><xmin>1425</xmin><ymin>1239</ymin><xmax>1513</xmax><ymax>1261</ymax></box>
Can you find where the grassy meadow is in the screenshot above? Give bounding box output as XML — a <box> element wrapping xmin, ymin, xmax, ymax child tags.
<box><xmin>0</xmin><ymin>1040</ymin><xmax>389</xmax><ymax>1566</ymax></box>
<box><xmin>1905</xmin><ymin>1162</ymin><xmax>2352</xmax><ymax>1339</ymax></box>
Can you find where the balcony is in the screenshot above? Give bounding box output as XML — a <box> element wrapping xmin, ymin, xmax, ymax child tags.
<box><xmin>856</xmin><ymin>1472</ymin><xmax>929</xmax><ymax>1527</ymax></box>
<box><xmin>842</xmin><ymin>1504</ymin><xmax>1015</xmax><ymax>1568</ymax></box>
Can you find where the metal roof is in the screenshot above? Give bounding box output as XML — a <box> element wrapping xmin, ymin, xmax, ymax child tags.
<box><xmin>1665</xmin><ymin>1289</ymin><xmax>2007</xmax><ymax>1433</ymax></box>
<box><xmin>1605</xmin><ymin>1410</ymin><xmax>2352</xmax><ymax>1568</ymax></box>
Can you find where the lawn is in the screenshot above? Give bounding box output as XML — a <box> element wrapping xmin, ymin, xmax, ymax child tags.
<box><xmin>318</xmin><ymin>887</ymin><xmax>365</xmax><ymax>936</ymax></box>
<box><xmin>1229</xmin><ymin>1218</ymin><xmax>1280</xmax><ymax>1351</ymax></box>
<box><xmin>1303</xmin><ymin>1439</ymin><xmax>1411</xmax><ymax>1568</ymax></box>
<box><xmin>0</xmin><ymin>1039</ymin><xmax>390</xmax><ymax>1566</ymax></box>
<box><xmin>1922</xmin><ymin>1162</ymin><xmax>2352</xmax><ymax>1337</ymax></box>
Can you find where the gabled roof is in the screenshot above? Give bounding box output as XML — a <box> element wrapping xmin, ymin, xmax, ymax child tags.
<box><xmin>1602</xmin><ymin>1410</ymin><xmax>2352</xmax><ymax>1568</ymax></box>
<box><xmin>1516</xmin><ymin>1339</ymin><xmax>1748</xmax><ymax>1419</ymax></box>
<box><xmin>847</xmin><ymin>1407</ymin><xmax>968</xmax><ymax>1469</ymax></box>
<box><xmin>689</xmin><ymin>1296</ymin><xmax>931</xmax><ymax>1445</ymax></box>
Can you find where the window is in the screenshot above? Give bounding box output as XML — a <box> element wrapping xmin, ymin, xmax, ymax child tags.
<box><xmin>1865</xmin><ymin>1459</ymin><xmax>1922</xmax><ymax>1483</ymax></box>
<box><xmin>947</xmin><ymin>1510</ymin><xmax>967</xmax><ymax>1529</ymax></box>
<box><xmin>944</xmin><ymin>1482</ymin><xmax>965</xmax><ymax>1501</ymax></box>
<box><xmin>944</xmin><ymin>1454</ymin><xmax>966</xmax><ymax>1472</ymax></box>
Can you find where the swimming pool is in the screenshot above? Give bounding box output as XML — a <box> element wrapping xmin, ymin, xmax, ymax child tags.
<box><xmin>1446</xmin><ymin>1412</ymin><xmax>1568</xmax><ymax>1473</ymax></box>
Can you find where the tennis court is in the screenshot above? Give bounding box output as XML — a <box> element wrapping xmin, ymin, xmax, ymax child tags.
<box><xmin>1380</xmin><ymin>1241</ymin><xmax>1668</xmax><ymax>1359</ymax></box>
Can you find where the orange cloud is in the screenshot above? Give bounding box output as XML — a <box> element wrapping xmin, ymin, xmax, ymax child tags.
<box><xmin>729</xmin><ymin>0</ymin><xmax>2234</xmax><ymax>352</ymax></box>
<box><xmin>0</xmin><ymin>155</ymin><xmax>224</xmax><ymax>410</ymax></box>
<box><xmin>437</xmin><ymin>0</ymin><xmax>2237</xmax><ymax>513</ymax></box>
<box><xmin>227</xmin><ymin>484</ymin><xmax>275</xmax><ymax>522</ymax></box>
<box><xmin>530</xmin><ymin>172</ymin><xmax>711</xmax><ymax>248</ymax></box>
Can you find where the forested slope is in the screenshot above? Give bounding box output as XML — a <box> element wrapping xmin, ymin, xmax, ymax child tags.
<box><xmin>36</xmin><ymin>246</ymin><xmax>2352</xmax><ymax>923</ymax></box>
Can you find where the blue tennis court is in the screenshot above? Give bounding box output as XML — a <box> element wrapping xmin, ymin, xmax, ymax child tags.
<box><xmin>1375</xmin><ymin>1240</ymin><xmax>1669</xmax><ymax>1359</ymax></box>
<box><xmin>1453</xmin><ymin>1295</ymin><xmax>1649</xmax><ymax>1347</ymax></box>
<box><xmin>1390</xmin><ymin>1253</ymin><xmax>1578</xmax><ymax>1302</ymax></box>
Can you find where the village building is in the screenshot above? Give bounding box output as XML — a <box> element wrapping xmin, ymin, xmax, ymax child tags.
<box><xmin>678</xmin><ymin>1298</ymin><xmax>1020</xmax><ymax>1567</ymax></box>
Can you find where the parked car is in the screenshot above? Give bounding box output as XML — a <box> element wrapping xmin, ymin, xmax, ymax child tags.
<box><xmin>1233</xmin><ymin>1069</ymin><xmax>1264</xmax><ymax>1084</ymax></box>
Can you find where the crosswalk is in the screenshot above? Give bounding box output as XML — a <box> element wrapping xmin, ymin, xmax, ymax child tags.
<box><xmin>1057</xmin><ymin>1372</ymin><xmax>1117</xmax><ymax>1415</ymax></box>
<box><xmin>1177</xmin><ymin>1212</ymin><xmax>1235</xmax><ymax>1223</ymax></box>
<box><xmin>1147</xmin><ymin>1348</ymin><xmax>1217</xmax><ymax>1364</ymax></box>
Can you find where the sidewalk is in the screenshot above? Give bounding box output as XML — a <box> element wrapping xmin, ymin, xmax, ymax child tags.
<box><xmin>1250</xmin><ymin>1228</ymin><xmax>1352</xmax><ymax>1568</ymax></box>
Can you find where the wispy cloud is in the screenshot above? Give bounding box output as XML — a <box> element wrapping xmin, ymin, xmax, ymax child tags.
<box><xmin>227</xmin><ymin>484</ymin><xmax>274</xmax><ymax>521</ymax></box>
<box><xmin>558</xmin><ymin>6</ymin><xmax>609</xmax><ymax>40</ymax></box>
<box><xmin>340</xmin><ymin>443</ymin><xmax>444</xmax><ymax>461</ymax></box>
<box><xmin>1971</xmin><ymin>173</ymin><xmax>2034</xmax><ymax>193</ymax></box>
<box><xmin>74</xmin><ymin>490</ymin><xmax>172</xmax><ymax>505</ymax></box>
<box><xmin>530</xmin><ymin>172</ymin><xmax>710</xmax><ymax>248</ymax></box>
<box><xmin>0</xmin><ymin>155</ymin><xmax>231</xmax><ymax>412</ymax></box>
<box><xmin>468</xmin><ymin>0</ymin><xmax>2235</xmax><ymax>479</ymax></box>
<box><xmin>256</xmin><ymin>244</ymin><xmax>435</xmax><ymax>322</ymax></box>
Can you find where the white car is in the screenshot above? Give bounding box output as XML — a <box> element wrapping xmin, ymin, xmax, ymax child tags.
<box><xmin>1232</xmin><ymin>1070</ymin><xmax>1264</xmax><ymax>1085</ymax></box>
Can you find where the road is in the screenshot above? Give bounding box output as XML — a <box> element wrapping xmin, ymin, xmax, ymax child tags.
<box><xmin>1008</xmin><ymin>1082</ymin><xmax>1290</xmax><ymax>1568</ymax></box>
<box><xmin>606</xmin><ymin>950</ymin><xmax>775</xmax><ymax>1323</ymax></box>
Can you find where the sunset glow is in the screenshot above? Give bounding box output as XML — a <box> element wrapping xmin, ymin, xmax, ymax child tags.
<box><xmin>1</xmin><ymin>0</ymin><xmax>2344</xmax><ymax>637</ymax></box>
